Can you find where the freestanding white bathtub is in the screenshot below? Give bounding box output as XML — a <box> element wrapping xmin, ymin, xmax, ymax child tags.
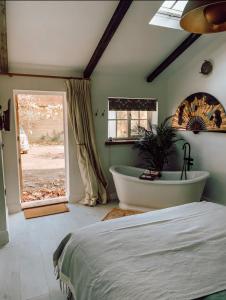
<box><xmin>110</xmin><ymin>165</ymin><xmax>209</xmax><ymax>211</ymax></box>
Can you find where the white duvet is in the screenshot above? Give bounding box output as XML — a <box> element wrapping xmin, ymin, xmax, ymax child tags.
<box><xmin>55</xmin><ymin>202</ymin><xmax>226</xmax><ymax>300</ymax></box>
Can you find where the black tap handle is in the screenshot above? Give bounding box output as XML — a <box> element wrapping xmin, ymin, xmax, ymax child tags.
<box><xmin>185</xmin><ymin>158</ymin><xmax>192</xmax><ymax>161</ymax></box>
<box><xmin>185</xmin><ymin>158</ymin><xmax>194</xmax><ymax>162</ymax></box>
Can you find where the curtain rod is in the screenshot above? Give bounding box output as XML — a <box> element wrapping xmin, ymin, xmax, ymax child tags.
<box><xmin>0</xmin><ymin>72</ymin><xmax>89</xmax><ymax>80</ymax></box>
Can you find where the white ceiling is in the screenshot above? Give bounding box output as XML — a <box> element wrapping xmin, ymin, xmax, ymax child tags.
<box><xmin>6</xmin><ymin>1</ymin><xmax>117</xmax><ymax>75</ymax></box>
<box><xmin>6</xmin><ymin>1</ymin><xmax>190</xmax><ymax>78</ymax></box>
<box><xmin>95</xmin><ymin>1</ymin><xmax>188</xmax><ymax>78</ymax></box>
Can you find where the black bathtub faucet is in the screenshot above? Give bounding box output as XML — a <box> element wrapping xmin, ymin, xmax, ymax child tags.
<box><xmin>181</xmin><ymin>142</ymin><xmax>194</xmax><ymax>180</ymax></box>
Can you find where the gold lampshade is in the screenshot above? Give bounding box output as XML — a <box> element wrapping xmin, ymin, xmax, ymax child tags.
<box><xmin>180</xmin><ymin>0</ymin><xmax>226</xmax><ymax>33</ymax></box>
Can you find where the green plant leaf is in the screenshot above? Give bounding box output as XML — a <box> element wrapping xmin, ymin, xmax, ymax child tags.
<box><xmin>134</xmin><ymin>116</ymin><xmax>183</xmax><ymax>171</ymax></box>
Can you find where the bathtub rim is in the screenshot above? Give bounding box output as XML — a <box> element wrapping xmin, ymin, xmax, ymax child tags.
<box><xmin>109</xmin><ymin>165</ymin><xmax>209</xmax><ymax>185</ymax></box>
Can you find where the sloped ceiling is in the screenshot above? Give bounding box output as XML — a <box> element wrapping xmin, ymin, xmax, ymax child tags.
<box><xmin>6</xmin><ymin>1</ymin><xmax>117</xmax><ymax>75</ymax></box>
<box><xmin>95</xmin><ymin>1</ymin><xmax>188</xmax><ymax>78</ymax></box>
<box><xmin>6</xmin><ymin>0</ymin><xmax>189</xmax><ymax>78</ymax></box>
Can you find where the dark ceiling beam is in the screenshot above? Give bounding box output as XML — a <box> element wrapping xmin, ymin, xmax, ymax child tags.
<box><xmin>0</xmin><ymin>0</ymin><xmax>8</xmax><ymax>73</ymax></box>
<box><xmin>146</xmin><ymin>33</ymin><xmax>201</xmax><ymax>83</ymax></box>
<box><xmin>83</xmin><ymin>0</ymin><xmax>133</xmax><ymax>78</ymax></box>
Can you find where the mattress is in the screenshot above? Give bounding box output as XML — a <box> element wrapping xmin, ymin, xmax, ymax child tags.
<box><xmin>54</xmin><ymin>202</ymin><xmax>226</xmax><ymax>300</ymax></box>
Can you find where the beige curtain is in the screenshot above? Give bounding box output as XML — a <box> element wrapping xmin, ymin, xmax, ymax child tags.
<box><xmin>65</xmin><ymin>79</ymin><xmax>107</xmax><ymax>206</ymax></box>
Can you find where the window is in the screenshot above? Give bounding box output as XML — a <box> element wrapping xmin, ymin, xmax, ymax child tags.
<box><xmin>108</xmin><ymin>98</ymin><xmax>158</xmax><ymax>140</ymax></box>
<box><xmin>149</xmin><ymin>1</ymin><xmax>188</xmax><ymax>30</ymax></box>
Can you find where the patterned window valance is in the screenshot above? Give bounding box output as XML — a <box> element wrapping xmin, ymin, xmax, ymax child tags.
<box><xmin>108</xmin><ymin>97</ymin><xmax>157</xmax><ymax>111</ymax></box>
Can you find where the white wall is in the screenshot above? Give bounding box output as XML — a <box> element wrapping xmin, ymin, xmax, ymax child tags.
<box><xmin>162</xmin><ymin>32</ymin><xmax>226</xmax><ymax>205</ymax></box>
<box><xmin>3</xmin><ymin>31</ymin><xmax>226</xmax><ymax>215</ymax></box>
<box><xmin>0</xmin><ymin>133</ymin><xmax>9</xmax><ymax>245</ymax></box>
<box><xmin>92</xmin><ymin>72</ymin><xmax>165</xmax><ymax>196</ymax></box>
<box><xmin>0</xmin><ymin>72</ymin><xmax>164</xmax><ymax>213</ymax></box>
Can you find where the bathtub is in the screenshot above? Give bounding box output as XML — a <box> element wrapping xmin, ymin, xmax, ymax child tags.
<box><xmin>110</xmin><ymin>165</ymin><xmax>209</xmax><ymax>211</ymax></box>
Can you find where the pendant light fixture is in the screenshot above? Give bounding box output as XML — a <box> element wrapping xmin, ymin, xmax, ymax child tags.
<box><xmin>180</xmin><ymin>0</ymin><xmax>226</xmax><ymax>33</ymax></box>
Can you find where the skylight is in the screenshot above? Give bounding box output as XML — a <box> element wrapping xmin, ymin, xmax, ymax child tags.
<box><xmin>149</xmin><ymin>1</ymin><xmax>188</xmax><ymax>30</ymax></box>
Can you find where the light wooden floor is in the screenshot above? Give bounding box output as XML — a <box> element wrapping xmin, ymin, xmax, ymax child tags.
<box><xmin>0</xmin><ymin>202</ymin><xmax>118</xmax><ymax>300</ymax></box>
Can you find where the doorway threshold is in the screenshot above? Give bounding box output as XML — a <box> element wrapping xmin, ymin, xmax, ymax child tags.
<box><xmin>21</xmin><ymin>197</ymin><xmax>68</xmax><ymax>209</ymax></box>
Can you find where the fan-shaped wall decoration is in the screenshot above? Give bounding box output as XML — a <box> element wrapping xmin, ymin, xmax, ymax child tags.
<box><xmin>172</xmin><ymin>92</ymin><xmax>226</xmax><ymax>133</ymax></box>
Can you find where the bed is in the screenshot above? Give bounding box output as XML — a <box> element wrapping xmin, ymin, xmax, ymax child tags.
<box><xmin>54</xmin><ymin>202</ymin><xmax>226</xmax><ymax>300</ymax></box>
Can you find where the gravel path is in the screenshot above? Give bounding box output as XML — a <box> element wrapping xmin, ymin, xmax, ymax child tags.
<box><xmin>21</xmin><ymin>144</ymin><xmax>66</xmax><ymax>202</ymax></box>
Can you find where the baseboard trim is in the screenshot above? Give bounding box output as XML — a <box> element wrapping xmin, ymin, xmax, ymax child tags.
<box><xmin>7</xmin><ymin>202</ymin><xmax>21</xmax><ymax>214</ymax></box>
<box><xmin>109</xmin><ymin>192</ymin><xmax>118</xmax><ymax>202</ymax></box>
<box><xmin>69</xmin><ymin>194</ymin><xmax>84</xmax><ymax>203</ymax></box>
<box><xmin>201</xmin><ymin>196</ymin><xmax>212</xmax><ymax>202</ymax></box>
<box><xmin>0</xmin><ymin>230</ymin><xmax>9</xmax><ymax>246</ymax></box>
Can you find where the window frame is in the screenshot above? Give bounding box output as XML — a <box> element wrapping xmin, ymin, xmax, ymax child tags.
<box><xmin>159</xmin><ymin>1</ymin><xmax>188</xmax><ymax>19</ymax></box>
<box><xmin>108</xmin><ymin>110</ymin><xmax>152</xmax><ymax>141</ymax></box>
<box><xmin>149</xmin><ymin>0</ymin><xmax>188</xmax><ymax>30</ymax></box>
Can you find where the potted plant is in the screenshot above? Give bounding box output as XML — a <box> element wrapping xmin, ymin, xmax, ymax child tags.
<box><xmin>134</xmin><ymin>116</ymin><xmax>181</xmax><ymax>173</ymax></box>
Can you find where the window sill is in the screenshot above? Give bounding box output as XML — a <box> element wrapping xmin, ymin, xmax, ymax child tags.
<box><xmin>105</xmin><ymin>139</ymin><xmax>137</xmax><ymax>146</ymax></box>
